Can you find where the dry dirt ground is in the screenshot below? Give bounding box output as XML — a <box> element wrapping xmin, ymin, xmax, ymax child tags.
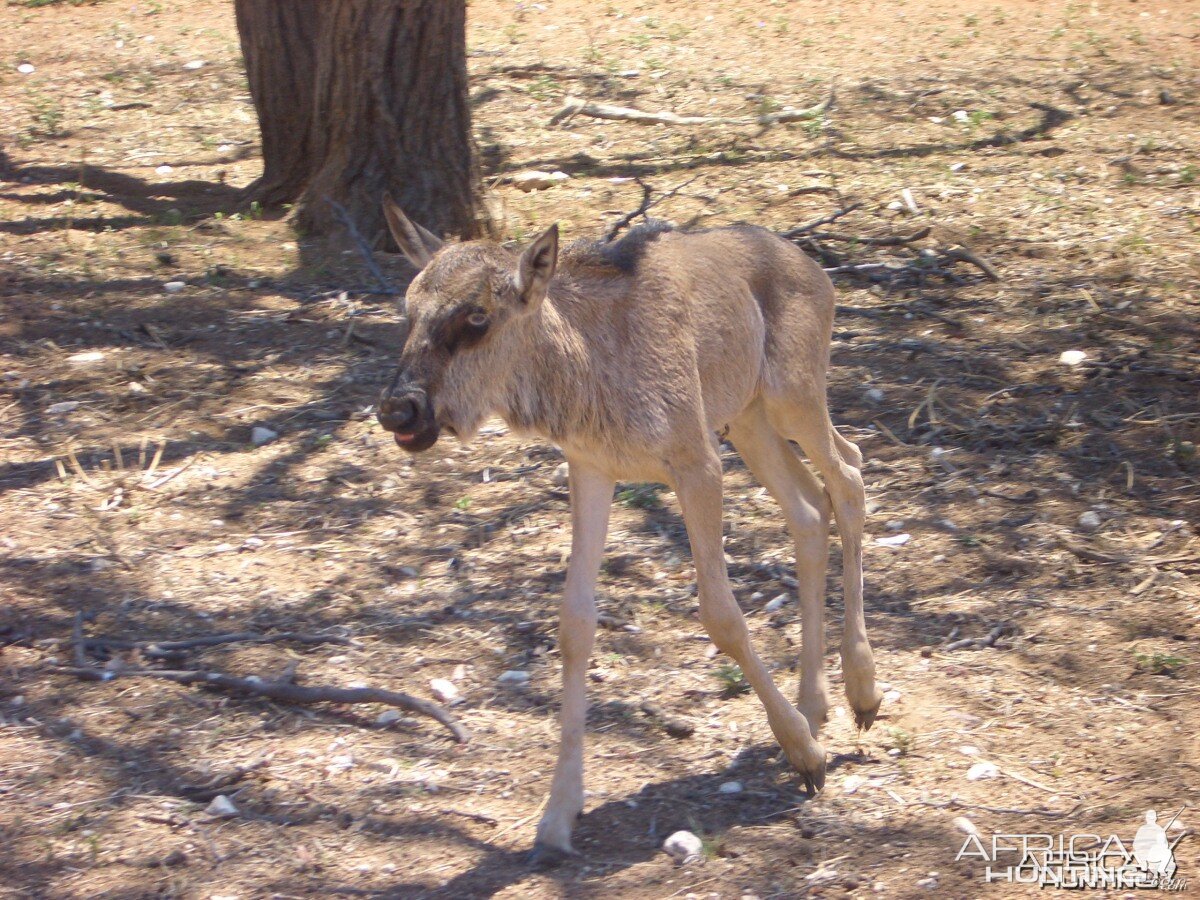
<box><xmin>1</xmin><ymin>0</ymin><xmax>1198</xmax><ymax>897</ymax></box>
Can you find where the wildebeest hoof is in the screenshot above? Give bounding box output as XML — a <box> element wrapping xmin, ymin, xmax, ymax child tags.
<box><xmin>788</xmin><ymin>745</ymin><xmax>826</xmax><ymax>797</ymax></box>
<box><xmin>853</xmin><ymin>691</ymin><xmax>884</xmax><ymax>731</ymax></box>
<box><xmin>528</xmin><ymin>841</ymin><xmax>577</xmax><ymax>868</ymax></box>
<box><xmin>803</xmin><ymin>759</ymin><xmax>827</xmax><ymax>797</ymax></box>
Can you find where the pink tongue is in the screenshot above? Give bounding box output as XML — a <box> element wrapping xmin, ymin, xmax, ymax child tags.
<box><xmin>394</xmin><ymin>433</ymin><xmax>415</xmax><ymax>446</ymax></box>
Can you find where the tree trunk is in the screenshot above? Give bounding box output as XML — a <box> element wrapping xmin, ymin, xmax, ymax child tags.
<box><xmin>235</xmin><ymin>0</ymin><xmax>494</xmax><ymax>243</ymax></box>
<box><xmin>234</xmin><ymin>0</ymin><xmax>327</xmax><ymax>207</ymax></box>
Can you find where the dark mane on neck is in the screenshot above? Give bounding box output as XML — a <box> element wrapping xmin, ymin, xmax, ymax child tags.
<box><xmin>561</xmin><ymin>219</ymin><xmax>675</xmax><ymax>275</ymax></box>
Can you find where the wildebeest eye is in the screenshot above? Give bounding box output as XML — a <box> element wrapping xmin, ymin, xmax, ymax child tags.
<box><xmin>440</xmin><ymin>306</ymin><xmax>490</xmax><ymax>354</ymax></box>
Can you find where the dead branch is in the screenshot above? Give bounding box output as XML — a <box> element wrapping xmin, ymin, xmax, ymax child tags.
<box><xmin>51</xmin><ymin>665</ymin><xmax>470</xmax><ymax>743</ymax></box>
<box><xmin>942</xmin><ymin>246</ymin><xmax>1001</xmax><ymax>281</ymax></box>
<box><xmin>139</xmin><ymin>631</ymin><xmax>360</xmax><ymax>660</ymax></box>
<box><xmin>325</xmin><ymin>197</ymin><xmax>394</xmax><ymax>295</ymax></box>
<box><xmin>439</xmin><ymin>807</ymin><xmax>500</xmax><ymax>827</ymax></box>
<box><xmin>811</xmin><ymin>226</ymin><xmax>932</xmax><ymax>246</ymax></box>
<box><xmin>604</xmin><ymin>178</ymin><xmax>653</xmax><ymax>242</ymax></box>
<box><xmin>1058</xmin><ymin>536</ymin><xmax>1133</xmax><ymax>565</ymax></box>
<box><xmin>781</xmin><ymin>203</ymin><xmax>1000</xmax><ymax>286</ymax></box>
<box><xmin>178</xmin><ymin>757</ymin><xmax>270</xmax><ymax>802</ymax></box>
<box><xmin>604</xmin><ymin>174</ymin><xmax>703</xmax><ymax>241</ymax></box>
<box><xmin>550</xmin><ymin>90</ymin><xmax>833</xmax><ymax>130</ymax></box>
<box><xmin>944</xmin><ymin>623</ymin><xmax>1014</xmax><ymax>651</ymax></box>
<box><xmin>49</xmin><ymin>630</ymin><xmax>358</xmax><ymax>657</ymax></box>
<box><xmin>783</xmin><ymin>203</ymin><xmax>864</xmax><ymax>238</ymax></box>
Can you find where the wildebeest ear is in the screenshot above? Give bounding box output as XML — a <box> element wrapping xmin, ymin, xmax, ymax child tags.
<box><xmin>516</xmin><ymin>224</ymin><xmax>558</xmax><ymax>308</ymax></box>
<box><xmin>382</xmin><ymin>193</ymin><xmax>443</xmax><ymax>269</ymax></box>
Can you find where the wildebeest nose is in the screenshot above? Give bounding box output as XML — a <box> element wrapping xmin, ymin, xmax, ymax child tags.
<box><xmin>378</xmin><ymin>395</ymin><xmax>420</xmax><ymax>431</ymax></box>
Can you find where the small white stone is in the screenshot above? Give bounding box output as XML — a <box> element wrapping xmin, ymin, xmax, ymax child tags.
<box><xmin>1077</xmin><ymin>510</ymin><xmax>1102</xmax><ymax>532</ymax></box>
<box><xmin>916</xmin><ymin>875</ymin><xmax>939</xmax><ymax>889</ymax></box>
<box><xmin>875</xmin><ymin>533</ymin><xmax>911</xmax><ymax>547</ymax></box>
<box><xmin>128</xmin><ymin>381</ymin><xmax>148</xmax><ymax>394</ymax></box>
<box><xmin>163</xmin><ymin>280</ymin><xmax>186</xmax><ymax>293</ymax></box>
<box><xmin>663</xmin><ymin>829</ymin><xmax>704</xmax><ymax>862</ymax></box>
<box><xmin>156</xmin><ymin>165</ymin><xmax>173</xmax><ymax>175</ymax></box>
<box><xmin>497</xmin><ymin>670</ymin><xmax>530</xmax><ymax>687</ymax></box>
<box><xmin>865</xmin><ymin>387</ymin><xmax>885</xmax><ymax>403</ymax></box>
<box><xmin>67</xmin><ymin>351</ymin><xmax>105</xmax><ymax>365</ymax></box>
<box><xmin>843</xmin><ymin>774</ymin><xmax>867</xmax><ymax>794</ymax></box>
<box><xmin>883</xmin><ymin>689</ymin><xmax>902</xmax><ymax>703</ymax></box>
<box><xmin>250</xmin><ymin>426</ymin><xmax>278</xmax><ymax>446</ymax></box>
<box><xmin>17</xmin><ymin>63</ymin><xmax>35</xmax><ymax>75</ymax></box>
<box><xmin>1059</xmin><ymin>349</ymin><xmax>1088</xmax><ymax>366</ymax></box>
<box><xmin>764</xmin><ymin>593</ymin><xmax>788</xmax><ymax>613</ymax></box>
<box><xmin>326</xmin><ymin>753</ymin><xmax>355</xmax><ymax>772</ymax></box>
<box><xmin>551</xmin><ymin>462</ymin><xmax>569</xmax><ymax>486</ymax></box>
<box><xmin>952</xmin><ymin>109</ymin><xmax>970</xmax><ymax>122</ymax></box>
<box><xmin>46</xmin><ymin>401</ymin><xmax>80</xmax><ymax>415</ymax></box>
<box><xmin>717</xmin><ymin>780</ymin><xmax>743</xmax><ymax>794</ymax></box>
<box><xmin>376</xmin><ymin>709</ymin><xmax>403</xmax><ymax>726</ymax></box>
<box><xmin>183</xmin><ymin>59</ymin><xmax>206</xmax><ymax>69</ymax></box>
<box><xmin>205</xmin><ymin>795</ymin><xmax>238</xmax><ymax>817</ymax></box>
<box><xmin>217</xmin><ymin>144</ymin><xmax>232</xmax><ymax>157</ymax></box>
<box><xmin>429</xmin><ymin>678</ymin><xmax>459</xmax><ymax>702</ymax></box>
<box><xmin>966</xmin><ymin>761</ymin><xmax>1000</xmax><ymax>781</ymax></box>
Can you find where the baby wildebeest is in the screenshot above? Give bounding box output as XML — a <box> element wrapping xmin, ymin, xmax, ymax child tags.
<box><xmin>376</xmin><ymin>198</ymin><xmax>882</xmax><ymax>856</ymax></box>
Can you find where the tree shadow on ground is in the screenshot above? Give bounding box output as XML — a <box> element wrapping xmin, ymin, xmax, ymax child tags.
<box><xmin>2</xmin><ymin>161</ymin><xmax>251</xmax><ymax>234</ymax></box>
<box><xmin>249</xmin><ymin>745</ymin><xmax>962</xmax><ymax>898</ymax></box>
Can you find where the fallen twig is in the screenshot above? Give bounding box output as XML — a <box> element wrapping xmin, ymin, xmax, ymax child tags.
<box><xmin>783</xmin><ymin>203</ymin><xmax>864</xmax><ymax>238</ymax></box>
<box><xmin>51</xmin><ymin>665</ymin><xmax>470</xmax><ymax>743</ymax></box>
<box><xmin>178</xmin><ymin>757</ymin><xmax>270</xmax><ymax>802</ymax></box>
<box><xmin>550</xmin><ymin>89</ymin><xmax>833</xmax><ymax>129</ymax></box>
<box><xmin>440</xmin><ymin>807</ymin><xmax>500</xmax><ymax>827</ymax></box>
<box><xmin>604</xmin><ymin>178</ymin><xmax>653</xmax><ymax>241</ymax></box>
<box><xmin>326</xmin><ymin>197</ymin><xmax>393</xmax><ymax>295</ymax></box>
<box><xmin>944</xmin><ymin>623</ymin><xmax>1014</xmax><ymax>651</ymax></box>
<box><xmin>139</xmin><ymin>631</ymin><xmax>359</xmax><ymax>660</ymax></box>
<box><xmin>942</xmin><ymin>246</ymin><xmax>1001</xmax><ymax>281</ymax></box>
<box><xmin>604</xmin><ymin>174</ymin><xmax>703</xmax><ymax>241</ymax></box>
<box><xmin>810</xmin><ymin>226</ymin><xmax>932</xmax><ymax>246</ymax></box>
<box><xmin>1058</xmin><ymin>537</ymin><xmax>1133</xmax><ymax>565</ymax></box>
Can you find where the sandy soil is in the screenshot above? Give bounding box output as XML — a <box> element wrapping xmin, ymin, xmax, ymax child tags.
<box><xmin>1</xmin><ymin>0</ymin><xmax>1197</xmax><ymax>897</ymax></box>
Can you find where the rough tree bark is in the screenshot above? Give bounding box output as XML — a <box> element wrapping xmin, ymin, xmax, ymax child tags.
<box><xmin>234</xmin><ymin>0</ymin><xmax>495</xmax><ymax>243</ymax></box>
<box><xmin>234</xmin><ymin>0</ymin><xmax>328</xmax><ymax>207</ymax></box>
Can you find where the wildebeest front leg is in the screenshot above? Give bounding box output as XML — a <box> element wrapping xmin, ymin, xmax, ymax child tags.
<box><xmin>672</xmin><ymin>452</ymin><xmax>827</xmax><ymax>794</ymax></box>
<box><xmin>534</xmin><ymin>463</ymin><xmax>613</xmax><ymax>856</ymax></box>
